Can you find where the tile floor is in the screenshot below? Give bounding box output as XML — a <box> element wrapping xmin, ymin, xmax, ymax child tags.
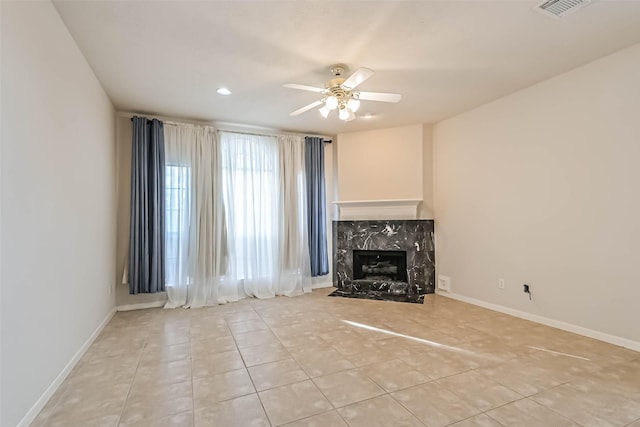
<box><xmin>32</xmin><ymin>288</ymin><xmax>640</xmax><ymax>427</ymax></box>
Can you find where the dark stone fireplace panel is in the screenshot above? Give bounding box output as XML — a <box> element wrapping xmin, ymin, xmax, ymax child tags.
<box><xmin>332</xmin><ymin>220</ymin><xmax>435</xmax><ymax>302</ymax></box>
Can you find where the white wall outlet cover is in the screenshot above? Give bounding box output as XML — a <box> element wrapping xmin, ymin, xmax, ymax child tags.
<box><xmin>498</xmin><ymin>278</ymin><xmax>505</xmax><ymax>289</ymax></box>
<box><xmin>438</xmin><ymin>275</ymin><xmax>451</xmax><ymax>292</ymax></box>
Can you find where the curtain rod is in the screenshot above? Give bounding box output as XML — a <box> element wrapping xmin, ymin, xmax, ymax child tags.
<box><xmin>218</xmin><ymin>129</ymin><xmax>332</xmax><ymax>144</ymax></box>
<box><xmin>131</xmin><ymin>115</ymin><xmax>332</xmax><ymax>143</ymax></box>
<box><xmin>130</xmin><ymin>117</ymin><xmax>160</xmax><ymax>122</ymax></box>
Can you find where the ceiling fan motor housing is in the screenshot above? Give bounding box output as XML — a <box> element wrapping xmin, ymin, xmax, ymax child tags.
<box><xmin>327</xmin><ymin>84</ymin><xmax>349</xmax><ymax>99</ymax></box>
<box><xmin>328</xmin><ymin>64</ymin><xmax>351</xmax><ymax>97</ymax></box>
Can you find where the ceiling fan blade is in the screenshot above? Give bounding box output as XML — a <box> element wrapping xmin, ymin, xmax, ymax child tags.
<box><xmin>342</xmin><ymin>67</ymin><xmax>374</xmax><ymax>90</ymax></box>
<box><xmin>357</xmin><ymin>91</ymin><xmax>402</xmax><ymax>103</ymax></box>
<box><xmin>283</xmin><ymin>83</ymin><xmax>325</xmax><ymax>93</ymax></box>
<box><xmin>290</xmin><ymin>99</ymin><xmax>324</xmax><ymax>116</ymax></box>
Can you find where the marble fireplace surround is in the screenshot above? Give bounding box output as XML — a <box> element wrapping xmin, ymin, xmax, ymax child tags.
<box><xmin>332</xmin><ymin>220</ymin><xmax>436</xmax><ymax>298</ymax></box>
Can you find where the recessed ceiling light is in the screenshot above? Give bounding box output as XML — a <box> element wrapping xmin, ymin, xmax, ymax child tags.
<box><xmin>362</xmin><ymin>113</ymin><xmax>376</xmax><ymax>119</ymax></box>
<box><xmin>217</xmin><ymin>87</ymin><xmax>232</xmax><ymax>95</ymax></box>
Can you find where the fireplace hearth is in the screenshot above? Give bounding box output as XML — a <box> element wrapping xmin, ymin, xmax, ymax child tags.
<box><xmin>331</xmin><ymin>220</ymin><xmax>435</xmax><ymax>304</ymax></box>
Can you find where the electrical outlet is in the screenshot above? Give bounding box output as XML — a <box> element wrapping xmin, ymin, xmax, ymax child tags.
<box><xmin>437</xmin><ymin>275</ymin><xmax>451</xmax><ymax>292</ymax></box>
<box><xmin>498</xmin><ymin>278</ymin><xmax>505</xmax><ymax>289</ymax></box>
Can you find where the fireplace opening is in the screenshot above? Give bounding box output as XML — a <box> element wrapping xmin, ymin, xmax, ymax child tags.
<box><xmin>353</xmin><ymin>250</ymin><xmax>407</xmax><ymax>283</ymax></box>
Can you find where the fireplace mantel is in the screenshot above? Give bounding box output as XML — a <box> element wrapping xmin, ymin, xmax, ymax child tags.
<box><xmin>333</xmin><ymin>199</ymin><xmax>422</xmax><ymax>220</ymax></box>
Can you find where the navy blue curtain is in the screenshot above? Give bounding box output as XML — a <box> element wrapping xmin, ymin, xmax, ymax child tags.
<box><xmin>129</xmin><ymin>116</ymin><xmax>165</xmax><ymax>294</ymax></box>
<box><xmin>304</xmin><ymin>137</ymin><xmax>329</xmax><ymax>276</ymax></box>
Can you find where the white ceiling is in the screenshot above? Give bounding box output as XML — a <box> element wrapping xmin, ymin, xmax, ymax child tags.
<box><xmin>53</xmin><ymin>0</ymin><xmax>640</xmax><ymax>136</ymax></box>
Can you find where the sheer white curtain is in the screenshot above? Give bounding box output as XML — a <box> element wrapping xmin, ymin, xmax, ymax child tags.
<box><xmin>220</xmin><ymin>132</ymin><xmax>312</xmax><ymax>299</ymax></box>
<box><xmin>277</xmin><ymin>135</ymin><xmax>312</xmax><ymax>296</ymax></box>
<box><xmin>164</xmin><ymin>124</ymin><xmax>237</xmax><ymax>308</ymax></box>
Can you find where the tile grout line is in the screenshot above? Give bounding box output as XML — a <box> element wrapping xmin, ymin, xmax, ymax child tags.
<box><xmin>252</xmin><ymin>302</ymin><xmax>345</xmax><ymax>426</ymax></box>
<box><xmin>485</xmin><ymin>396</ymin><xmax>581</xmax><ymax>427</ymax></box>
<box><xmin>625</xmin><ymin>416</ymin><xmax>640</xmax><ymax>427</ymax></box>
<box><xmin>233</xmin><ymin>303</ymin><xmax>274</xmax><ymax>427</ymax></box>
<box><xmin>527</xmin><ymin>380</ymin><xmax>594</xmax><ymax>426</ymax></box>
<box><xmin>189</xmin><ymin>316</ymin><xmax>196</xmax><ymax>427</ymax></box>
<box><xmin>443</xmin><ymin>412</ymin><xmax>507</xmax><ymax>427</ymax></box>
<box><xmin>115</xmin><ymin>325</ymin><xmax>148</xmax><ymax>426</ymax></box>
<box><xmin>250</xmin><ymin>307</ymin><xmax>276</xmax><ymax>427</ymax></box>
<box><xmin>385</xmin><ymin>391</ymin><xmax>431</xmax><ymax>426</ymax></box>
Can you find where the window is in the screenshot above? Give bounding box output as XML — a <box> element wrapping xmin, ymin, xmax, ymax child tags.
<box><xmin>161</xmin><ymin>126</ymin><xmax>313</xmax><ymax>304</ymax></box>
<box><xmin>220</xmin><ymin>133</ymin><xmax>280</xmax><ymax>282</ymax></box>
<box><xmin>165</xmin><ymin>164</ymin><xmax>191</xmax><ymax>286</ymax></box>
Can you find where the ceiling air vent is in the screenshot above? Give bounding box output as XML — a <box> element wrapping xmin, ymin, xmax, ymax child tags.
<box><xmin>536</xmin><ymin>0</ymin><xmax>592</xmax><ymax>18</ymax></box>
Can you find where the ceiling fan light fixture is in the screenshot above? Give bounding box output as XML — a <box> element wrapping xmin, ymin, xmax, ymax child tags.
<box><xmin>325</xmin><ymin>95</ymin><xmax>339</xmax><ymax>110</ymax></box>
<box><xmin>347</xmin><ymin>98</ymin><xmax>360</xmax><ymax>112</ymax></box>
<box><xmin>338</xmin><ymin>107</ymin><xmax>351</xmax><ymax>121</ymax></box>
<box><xmin>346</xmin><ymin>109</ymin><xmax>356</xmax><ymax>122</ymax></box>
<box><xmin>319</xmin><ymin>105</ymin><xmax>330</xmax><ymax>118</ymax></box>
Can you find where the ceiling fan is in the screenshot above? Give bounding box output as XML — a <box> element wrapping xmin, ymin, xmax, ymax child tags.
<box><xmin>284</xmin><ymin>65</ymin><xmax>402</xmax><ymax>122</ymax></box>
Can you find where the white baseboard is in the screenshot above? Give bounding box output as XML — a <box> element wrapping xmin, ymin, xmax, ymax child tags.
<box><xmin>437</xmin><ymin>290</ymin><xmax>640</xmax><ymax>352</ymax></box>
<box><xmin>17</xmin><ymin>307</ymin><xmax>117</xmax><ymax>427</ymax></box>
<box><xmin>117</xmin><ymin>300</ymin><xmax>166</xmax><ymax>311</ymax></box>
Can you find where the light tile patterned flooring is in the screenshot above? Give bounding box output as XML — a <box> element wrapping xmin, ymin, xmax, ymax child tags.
<box><xmin>32</xmin><ymin>288</ymin><xmax>640</xmax><ymax>427</ymax></box>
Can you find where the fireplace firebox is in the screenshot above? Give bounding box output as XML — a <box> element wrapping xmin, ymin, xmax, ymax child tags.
<box><xmin>353</xmin><ymin>250</ymin><xmax>407</xmax><ymax>282</ymax></box>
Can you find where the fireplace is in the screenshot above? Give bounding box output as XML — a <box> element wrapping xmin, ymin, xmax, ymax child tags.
<box><xmin>332</xmin><ymin>220</ymin><xmax>435</xmax><ymax>304</ymax></box>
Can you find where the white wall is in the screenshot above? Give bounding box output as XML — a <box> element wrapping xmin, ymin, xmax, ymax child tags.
<box><xmin>336</xmin><ymin>124</ymin><xmax>434</xmax><ymax>219</ymax></box>
<box><xmin>1</xmin><ymin>2</ymin><xmax>117</xmax><ymax>426</ymax></box>
<box><xmin>434</xmin><ymin>42</ymin><xmax>640</xmax><ymax>346</ymax></box>
<box><xmin>421</xmin><ymin>124</ymin><xmax>434</xmax><ymax>219</ymax></box>
<box><xmin>337</xmin><ymin>125</ymin><xmax>423</xmax><ymax>201</ymax></box>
